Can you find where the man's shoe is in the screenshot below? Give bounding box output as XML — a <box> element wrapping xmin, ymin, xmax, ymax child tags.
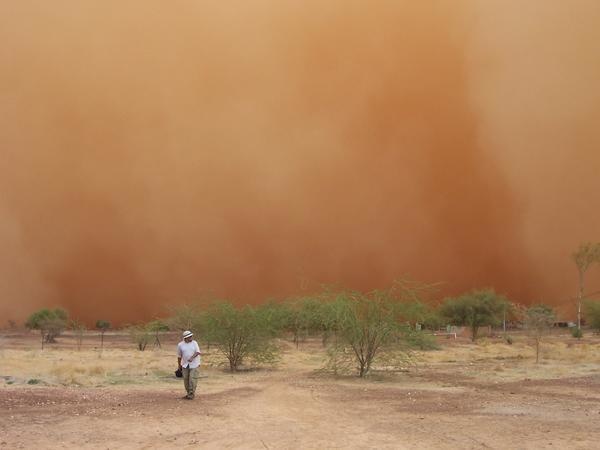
<box><xmin>182</xmin><ymin>395</ymin><xmax>191</xmax><ymax>400</ymax></box>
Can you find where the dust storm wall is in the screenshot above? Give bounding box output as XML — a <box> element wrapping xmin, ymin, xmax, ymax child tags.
<box><xmin>469</xmin><ymin>0</ymin><xmax>600</xmax><ymax>312</ymax></box>
<box><xmin>0</xmin><ymin>1</ymin><xmax>599</xmax><ymax>323</ymax></box>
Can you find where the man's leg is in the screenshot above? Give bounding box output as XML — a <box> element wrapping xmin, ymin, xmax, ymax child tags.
<box><xmin>183</xmin><ymin>367</ymin><xmax>191</xmax><ymax>397</ymax></box>
<box><xmin>188</xmin><ymin>367</ymin><xmax>199</xmax><ymax>399</ymax></box>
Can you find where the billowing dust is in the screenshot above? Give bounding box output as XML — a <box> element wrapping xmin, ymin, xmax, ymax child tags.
<box><xmin>1</xmin><ymin>1</ymin><xmax>599</xmax><ymax>323</ymax></box>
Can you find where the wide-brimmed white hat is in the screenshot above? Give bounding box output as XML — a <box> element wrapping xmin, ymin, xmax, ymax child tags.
<box><xmin>182</xmin><ymin>330</ymin><xmax>193</xmax><ymax>339</ymax></box>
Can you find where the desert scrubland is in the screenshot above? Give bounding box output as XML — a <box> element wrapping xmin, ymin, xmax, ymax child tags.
<box><xmin>1</xmin><ymin>330</ymin><xmax>600</xmax><ymax>449</ymax></box>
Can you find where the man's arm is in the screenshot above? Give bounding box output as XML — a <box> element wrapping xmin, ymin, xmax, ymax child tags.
<box><xmin>177</xmin><ymin>356</ymin><xmax>182</xmax><ymax>369</ymax></box>
<box><xmin>188</xmin><ymin>342</ymin><xmax>201</xmax><ymax>362</ymax></box>
<box><xmin>187</xmin><ymin>351</ymin><xmax>201</xmax><ymax>362</ymax></box>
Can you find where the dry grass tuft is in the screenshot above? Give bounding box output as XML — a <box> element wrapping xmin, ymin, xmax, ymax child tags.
<box><xmin>0</xmin><ymin>348</ymin><xmax>181</xmax><ymax>386</ymax></box>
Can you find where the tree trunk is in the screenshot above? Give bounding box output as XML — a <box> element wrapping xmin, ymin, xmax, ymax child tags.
<box><xmin>229</xmin><ymin>358</ymin><xmax>237</xmax><ymax>372</ymax></box>
<box><xmin>471</xmin><ymin>325</ymin><xmax>479</xmax><ymax>342</ymax></box>
<box><xmin>322</xmin><ymin>330</ymin><xmax>329</xmax><ymax>347</ymax></box>
<box><xmin>358</xmin><ymin>361</ymin><xmax>367</xmax><ymax>377</ymax></box>
<box><xmin>577</xmin><ymin>269</ymin><xmax>584</xmax><ymax>330</ymax></box>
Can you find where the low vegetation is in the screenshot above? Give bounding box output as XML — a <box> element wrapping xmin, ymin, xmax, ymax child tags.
<box><xmin>69</xmin><ymin>319</ymin><xmax>86</xmax><ymax>351</ymax></box>
<box><xmin>584</xmin><ymin>300</ymin><xmax>600</xmax><ymax>332</ymax></box>
<box><xmin>572</xmin><ymin>242</ymin><xmax>600</xmax><ymax>329</ymax></box>
<box><xmin>440</xmin><ymin>289</ymin><xmax>507</xmax><ymax>341</ymax></box>
<box><xmin>525</xmin><ymin>304</ymin><xmax>556</xmax><ymax>363</ymax></box>
<box><xmin>25</xmin><ymin>308</ymin><xmax>68</xmax><ymax>348</ymax></box>
<box><xmin>202</xmin><ymin>302</ymin><xmax>280</xmax><ymax>371</ymax></box>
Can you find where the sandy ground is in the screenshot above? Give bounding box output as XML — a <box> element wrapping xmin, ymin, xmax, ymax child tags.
<box><xmin>1</xmin><ymin>331</ymin><xmax>600</xmax><ymax>449</ymax></box>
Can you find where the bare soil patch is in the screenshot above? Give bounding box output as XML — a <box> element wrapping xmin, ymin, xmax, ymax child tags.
<box><xmin>1</xmin><ymin>331</ymin><xmax>600</xmax><ymax>449</ymax></box>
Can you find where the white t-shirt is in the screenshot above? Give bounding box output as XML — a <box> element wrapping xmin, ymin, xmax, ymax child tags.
<box><xmin>177</xmin><ymin>340</ymin><xmax>201</xmax><ymax>369</ymax></box>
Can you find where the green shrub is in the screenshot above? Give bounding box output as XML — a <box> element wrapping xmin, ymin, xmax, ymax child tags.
<box><xmin>403</xmin><ymin>329</ymin><xmax>439</xmax><ymax>350</ymax></box>
<box><xmin>583</xmin><ymin>300</ymin><xmax>600</xmax><ymax>332</ymax></box>
<box><xmin>202</xmin><ymin>301</ymin><xmax>280</xmax><ymax>371</ymax></box>
<box><xmin>440</xmin><ymin>289</ymin><xmax>507</xmax><ymax>341</ymax></box>
<box><xmin>25</xmin><ymin>308</ymin><xmax>69</xmax><ymax>347</ymax></box>
<box><xmin>571</xmin><ymin>327</ymin><xmax>583</xmax><ymax>339</ymax></box>
<box><xmin>324</xmin><ymin>290</ymin><xmax>404</xmax><ymax>377</ymax></box>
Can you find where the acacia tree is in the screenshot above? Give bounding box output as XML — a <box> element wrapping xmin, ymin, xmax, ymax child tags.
<box><xmin>146</xmin><ymin>319</ymin><xmax>169</xmax><ymax>348</ymax></box>
<box><xmin>69</xmin><ymin>319</ymin><xmax>86</xmax><ymax>351</ymax></box>
<box><xmin>280</xmin><ymin>297</ymin><xmax>324</xmax><ymax>348</ymax></box>
<box><xmin>323</xmin><ymin>288</ymin><xmax>423</xmax><ymax>378</ymax></box>
<box><xmin>525</xmin><ymin>305</ymin><xmax>555</xmax><ymax>363</ymax></box>
<box><xmin>329</xmin><ymin>290</ymin><xmax>400</xmax><ymax>377</ymax></box>
<box><xmin>318</xmin><ymin>282</ymin><xmax>438</xmax><ymax>377</ymax></box>
<box><xmin>314</xmin><ymin>297</ymin><xmax>345</xmax><ymax>346</ymax></box>
<box><xmin>95</xmin><ymin>320</ymin><xmax>111</xmax><ymax>350</ymax></box>
<box><xmin>440</xmin><ymin>289</ymin><xmax>506</xmax><ymax>341</ymax></box>
<box><xmin>572</xmin><ymin>242</ymin><xmax>600</xmax><ymax>329</ymax></box>
<box><xmin>202</xmin><ymin>302</ymin><xmax>280</xmax><ymax>372</ymax></box>
<box><xmin>25</xmin><ymin>308</ymin><xmax>69</xmax><ymax>349</ymax></box>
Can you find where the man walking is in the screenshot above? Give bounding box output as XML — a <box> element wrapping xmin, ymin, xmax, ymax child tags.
<box><xmin>177</xmin><ymin>330</ymin><xmax>201</xmax><ymax>400</ymax></box>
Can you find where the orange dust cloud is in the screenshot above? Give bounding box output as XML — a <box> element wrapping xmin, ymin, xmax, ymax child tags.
<box><xmin>1</xmin><ymin>1</ymin><xmax>599</xmax><ymax>324</ymax></box>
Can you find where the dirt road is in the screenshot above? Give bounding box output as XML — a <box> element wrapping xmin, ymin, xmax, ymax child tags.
<box><xmin>2</xmin><ymin>369</ymin><xmax>600</xmax><ymax>449</ymax></box>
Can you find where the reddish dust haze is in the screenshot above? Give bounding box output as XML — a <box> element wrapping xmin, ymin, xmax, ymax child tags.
<box><xmin>1</xmin><ymin>1</ymin><xmax>599</xmax><ymax>324</ymax></box>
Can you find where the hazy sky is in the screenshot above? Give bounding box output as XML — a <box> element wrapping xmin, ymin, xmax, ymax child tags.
<box><xmin>1</xmin><ymin>1</ymin><xmax>599</xmax><ymax>323</ymax></box>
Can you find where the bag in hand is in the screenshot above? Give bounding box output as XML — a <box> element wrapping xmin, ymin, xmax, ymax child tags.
<box><xmin>175</xmin><ymin>368</ymin><xmax>183</xmax><ymax>378</ymax></box>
